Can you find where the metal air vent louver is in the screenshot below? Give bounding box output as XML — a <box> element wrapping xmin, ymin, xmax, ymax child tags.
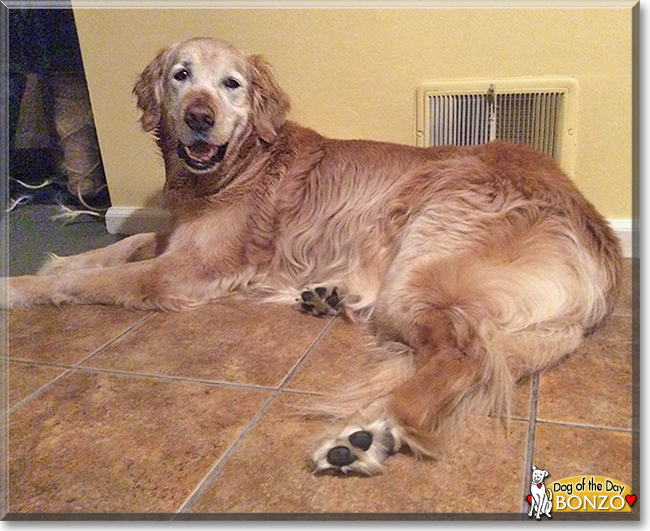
<box><xmin>416</xmin><ymin>78</ymin><xmax>578</xmax><ymax>175</ymax></box>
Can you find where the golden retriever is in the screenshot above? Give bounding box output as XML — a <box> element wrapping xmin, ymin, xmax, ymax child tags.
<box><xmin>6</xmin><ymin>37</ymin><xmax>622</xmax><ymax>475</ymax></box>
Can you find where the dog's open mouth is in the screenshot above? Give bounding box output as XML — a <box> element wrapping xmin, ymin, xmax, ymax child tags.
<box><xmin>177</xmin><ymin>141</ymin><xmax>227</xmax><ymax>171</ymax></box>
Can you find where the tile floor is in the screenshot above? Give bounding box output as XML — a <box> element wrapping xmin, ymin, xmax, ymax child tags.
<box><xmin>4</xmin><ymin>258</ymin><xmax>638</xmax><ymax>519</ymax></box>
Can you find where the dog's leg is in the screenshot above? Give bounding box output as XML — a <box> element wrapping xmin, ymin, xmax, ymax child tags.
<box><xmin>312</xmin><ymin>307</ymin><xmax>485</xmax><ymax>474</ymax></box>
<box><xmin>387</xmin><ymin>339</ymin><xmax>483</xmax><ymax>447</ymax></box>
<box><xmin>5</xmin><ymin>252</ymin><xmax>217</xmax><ymax>310</ymax></box>
<box><xmin>36</xmin><ymin>233</ymin><xmax>163</xmax><ymax>276</ymax></box>
<box><xmin>311</xmin><ymin>353</ymin><xmax>483</xmax><ymax>475</ymax></box>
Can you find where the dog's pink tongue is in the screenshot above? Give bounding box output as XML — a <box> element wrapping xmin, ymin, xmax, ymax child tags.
<box><xmin>186</xmin><ymin>143</ymin><xmax>217</xmax><ymax>162</ymax></box>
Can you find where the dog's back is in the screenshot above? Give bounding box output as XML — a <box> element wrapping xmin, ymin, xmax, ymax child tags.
<box><xmin>262</xmin><ymin>129</ymin><xmax>620</xmax><ymax>329</ymax></box>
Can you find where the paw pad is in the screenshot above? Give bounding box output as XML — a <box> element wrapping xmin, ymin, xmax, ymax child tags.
<box><xmin>348</xmin><ymin>430</ymin><xmax>373</xmax><ymax>451</ymax></box>
<box><xmin>299</xmin><ymin>286</ymin><xmax>341</xmax><ymax>317</ymax></box>
<box><xmin>326</xmin><ymin>446</ymin><xmax>357</xmax><ymax>467</ymax></box>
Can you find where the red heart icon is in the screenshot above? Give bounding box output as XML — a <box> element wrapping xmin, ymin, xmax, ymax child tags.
<box><xmin>625</xmin><ymin>495</ymin><xmax>637</xmax><ymax>507</ymax></box>
<box><xmin>526</xmin><ymin>494</ymin><xmax>532</xmax><ymax>505</ymax></box>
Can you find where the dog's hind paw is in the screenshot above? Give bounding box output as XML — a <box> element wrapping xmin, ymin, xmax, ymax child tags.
<box><xmin>311</xmin><ymin>419</ymin><xmax>401</xmax><ymax>475</ymax></box>
<box><xmin>298</xmin><ymin>286</ymin><xmax>341</xmax><ymax>317</ymax></box>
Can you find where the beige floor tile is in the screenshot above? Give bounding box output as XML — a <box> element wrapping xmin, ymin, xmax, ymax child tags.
<box><xmin>8</xmin><ymin>361</ymin><xmax>65</xmax><ymax>408</ymax></box>
<box><xmin>189</xmin><ymin>393</ymin><xmax>529</xmax><ymax>514</ymax></box>
<box><xmin>8</xmin><ymin>306</ymin><xmax>150</xmax><ymax>365</ymax></box>
<box><xmin>288</xmin><ymin>319</ymin><xmax>532</xmax><ymax>419</ymax></box>
<box><xmin>82</xmin><ymin>297</ymin><xmax>330</xmax><ymax>388</ymax></box>
<box><xmin>286</xmin><ymin>319</ymin><xmax>378</xmax><ymax>393</ymax></box>
<box><xmin>9</xmin><ymin>371</ymin><xmax>270</xmax><ymax>513</ymax></box>
<box><xmin>533</xmin><ymin>423</ymin><xmax>633</xmax><ymax>487</ymax></box>
<box><xmin>537</xmin><ymin>317</ymin><xmax>632</xmax><ymax>430</ymax></box>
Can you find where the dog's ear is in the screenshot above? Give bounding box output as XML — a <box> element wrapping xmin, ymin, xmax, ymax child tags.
<box><xmin>133</xmin><ymin>46</ymin><xmax>170</xmax><ymax>132</ymax></box>
<box><xmin>532</xmin><ymin>465</ymin><xmax>537</xmax><ymax>471</ymax></box>
<box><xmin>248</xmin><ymin>54</ymin><xmax>290</xmax><ymax>143</ymax></box>
<box><xmin>544</xmin><ymin>470</ymin><xmax>549</xmax><ymax>478</ymax></box>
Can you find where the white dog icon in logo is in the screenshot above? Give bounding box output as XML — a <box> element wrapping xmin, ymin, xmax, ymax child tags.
<box><xmin>528</xmin><ymin>465</ymin><xmax>553</xmax><ymax>519</ymax></box>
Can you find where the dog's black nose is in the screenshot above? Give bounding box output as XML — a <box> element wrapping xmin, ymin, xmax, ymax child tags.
<box><xmin>184</xmin><ymin>105</ymin><xmax>215</xmax><ymax>133</ymax></box>
<box><xmin>326</xmin><ymin>446</ymin><xmax>357</xmax><ymax>467</ymax></box>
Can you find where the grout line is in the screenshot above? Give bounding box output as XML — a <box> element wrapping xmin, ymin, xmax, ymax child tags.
<box><xmin>534</xmin><ymin>419</ymin><xmax>634</xmax><ymax>434</ymax></box>
<box><xmin>7</xmin><ymin>358</ymin><xmax>80</xmax><ymax>370</ymax></box>
<box><xmin>174</xmin><ymin>393</ymin><xmax>277</xmax><ymax>518</ymax></box>
<box><xmin>276</xmin><ymin>316</ymin><xmax>337</xmax><ymax>389</ymax></box>
<box><xmin>8</xmin><ymin>359</ymin><xmax>331</xmax><ymax>398</ymax></box>
<box><xmin>274</xmin><ymin>388</ymin><xmax>328</xmax><ymax>397</ymax></box>
<box><xmin>73</xmin><ymin>311</ymin><xmax>157</xmax><ymax>366</ymax></box>
<box><xmin>174</xmin><ymin>316</ymin><xmax>337</xmax><ymax>517</ymax></box>
<box><xmin>6</xmin><ymin>312</ymin><xmax>155</xmax><ymax>416</ymax></box>
<box><xmin>520</xmin><ymin>373</ymin><xmax>539</xmax><ymax>517</ymax></box>
<box><xmin>61</xmin><ymin>365</ymin><xmax>279</xmax><ymax>393</ymax></box>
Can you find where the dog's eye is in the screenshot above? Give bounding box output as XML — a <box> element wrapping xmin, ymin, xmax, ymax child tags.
<box><xmin>223</xmin><ymin>77</ymin><xmax>241</xmax><ymax>89</ymax></box>
<box><xmin>174</xmin><ymin>68</ymin><xmax>190</xmax><ymax>82</ymax></box>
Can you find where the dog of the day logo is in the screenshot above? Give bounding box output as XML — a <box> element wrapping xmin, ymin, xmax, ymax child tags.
<box><xmin>527</xmin><ymin>465</ymin><xmax>553</xmax><ymax>519</ymax></box>
<box><xmin>526</xmin><ymin>466</ymin><xmax>636</xmax><ymax>517</ymax></box>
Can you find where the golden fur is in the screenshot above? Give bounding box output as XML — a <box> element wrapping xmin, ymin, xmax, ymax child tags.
<box><xmin>6</xmin><ymin>38</ymin><xmax>622</xmax><ymax>474</ymax></box>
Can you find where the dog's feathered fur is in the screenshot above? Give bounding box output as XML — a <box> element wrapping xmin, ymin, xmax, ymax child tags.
<box><xmin>6</xmin><ymin>38</ymin><xmax>622</xmax><ymax>473</ymax></box>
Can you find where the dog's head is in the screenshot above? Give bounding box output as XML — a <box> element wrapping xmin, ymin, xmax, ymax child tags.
<box><xmin>531</xmin><ymin>465</ymin><xmax>549</xmax><ymax>484</ymax></box>
<box><xmin>133</xmin><ymin>37</ymin><xmax>290</xmax><ymax>173</ymax></box>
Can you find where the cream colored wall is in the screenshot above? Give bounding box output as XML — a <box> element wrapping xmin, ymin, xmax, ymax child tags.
<box><xmin>72</xmin><ymin>6</ymin><xmax>633</xmax><ymax>219</ymax></box>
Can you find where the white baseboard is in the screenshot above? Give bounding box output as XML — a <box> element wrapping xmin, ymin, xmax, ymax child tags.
<box><xmin>609</xmin><ymin>219</ymin><xmax>634</xmax><ymax>259</ymax></box>
<box><xmin>105</xmin><ymin>206</ymin><xmax>172</xmax><ymax>235</ymax></box>
<box><xmin>105</xmin><ymin>207</ymin><xmax>634</xmax><ymax>258</ymax></box>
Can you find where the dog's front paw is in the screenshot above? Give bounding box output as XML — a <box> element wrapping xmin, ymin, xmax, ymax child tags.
<box><xmin>298</xmin><ymin>286</ymin><xmax>342</xmax><ymax>317</ymax></box>
<box><xmin>1</xmin><ymin>275</ymin><xmax>67</xmax><ymax>308</ymax></box>
<box><xmin>312</xmin><ymin>419</ymin><xmax>400</xmax><ymax>475</ymax></box>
